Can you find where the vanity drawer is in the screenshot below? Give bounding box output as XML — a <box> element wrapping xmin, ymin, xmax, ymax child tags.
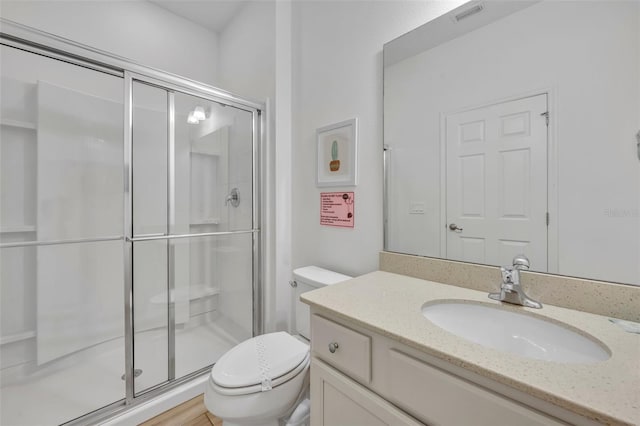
<box><xmin>311</xmin><ymin>315</ymin><xmax>371</xmax><ymax>384</ymax></box>
<box><xmin>387</xmin><ymin>350</ymin><xmax>567</xmax><ymax>426</ymax></box>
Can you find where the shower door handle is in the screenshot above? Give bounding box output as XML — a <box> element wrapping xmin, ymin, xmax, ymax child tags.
<box><xmin>167</xmin><ymin>242</ymin><xmax>176</xmax><ymax>381</ymax></box>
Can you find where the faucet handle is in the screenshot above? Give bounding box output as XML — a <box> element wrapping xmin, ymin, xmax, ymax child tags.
<box><xmin>512</xmin><ymin>254</ymin><xmax>530</xmax><ymax>270</ymax></box>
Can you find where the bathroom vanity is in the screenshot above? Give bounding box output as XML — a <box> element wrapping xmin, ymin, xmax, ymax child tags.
<box><xmin>301</xmin><ymin>271</ymin><xmax>639</xmax><ymax>426</ymax></box>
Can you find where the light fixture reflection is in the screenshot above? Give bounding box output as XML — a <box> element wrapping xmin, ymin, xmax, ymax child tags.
<box><xmin>193</xmin><ymin>106</ymin><xmax>206</xmax><ymax>121</ymax></box>
<box><xmin>187</xmin><ymin>111</ymin><xmax>199</xmax><ymax>124</ymax></box>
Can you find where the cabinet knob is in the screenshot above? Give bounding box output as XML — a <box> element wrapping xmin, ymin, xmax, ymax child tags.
<box><xmin>328</xmin><ymin>342</ymin><xmax>339</xmax><ymax>353</ymax></box>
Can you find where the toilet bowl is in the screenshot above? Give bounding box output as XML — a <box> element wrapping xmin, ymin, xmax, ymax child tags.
<box><xmin>204</xmin><ymin>266</ymin><xmax>351</xmax><ymax>426</ymax></box>
<box><xmin>204</xmin><ymin>332</ymin><xmax>310</xmax><ymax>426</ymax></box>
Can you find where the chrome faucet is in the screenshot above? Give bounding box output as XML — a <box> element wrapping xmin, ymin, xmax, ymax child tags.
<box><xmin>489</xmin><ymin>254</ymin><xmax>542</xmax><ymax>309</ymax></box>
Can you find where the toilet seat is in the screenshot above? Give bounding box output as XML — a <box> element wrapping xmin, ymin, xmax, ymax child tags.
<box><xmin>209</xmin><ymin>352</ymin><xmax>310</xmax><ymax>396</ymax></box>
<box><xmin>210</xmin><ymin>332</ymin><xmax>310</xmax><ymax>396</ymax></box>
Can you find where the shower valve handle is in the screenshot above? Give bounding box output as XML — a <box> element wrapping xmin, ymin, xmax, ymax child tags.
<box><xmin>225</xmin><ymin>188</ymin><xmax>240</xmax><ymax>207</ymax></box>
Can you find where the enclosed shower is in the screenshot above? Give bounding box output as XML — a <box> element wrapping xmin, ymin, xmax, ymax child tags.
<box><xmin>0</xmin><ymin>22</ymin><xmax>262</xmax><ymax>426</ymax></box>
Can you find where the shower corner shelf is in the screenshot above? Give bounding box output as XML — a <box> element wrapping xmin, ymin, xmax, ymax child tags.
<box><xmin>150</xmin><ymin>284</ymin><xmax>220</xmax><ymax>304</ymax></box>
<box><xmin>0</xmin><ymin>330</ymin><xmax>36</xmax><ymax>346</ymax></box>
<box><xmin>0</xmin><ymin>225</ymin><xmax>37</xmax><ymax>233</ymax></box>
<box><xmin>1</xmin><ymin>118</ymin><xmax>37</xmax><ymax>130</ymax></box>
<box><xmin>190</xmin><ymin>218</ymin><xmax>220</xmax><ymax>226</ymax></box>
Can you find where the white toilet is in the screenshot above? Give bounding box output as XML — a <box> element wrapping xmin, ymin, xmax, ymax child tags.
<box><xmin>204</xmin><ymin>266</ymin><xmax>351</xmax><ymax>426</ymax></box>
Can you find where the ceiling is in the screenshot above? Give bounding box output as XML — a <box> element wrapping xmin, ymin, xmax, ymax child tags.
<box><xmin>149</xmin><ymin>0</ymin><xmax>248</xmax><ymax>34</ymax></box>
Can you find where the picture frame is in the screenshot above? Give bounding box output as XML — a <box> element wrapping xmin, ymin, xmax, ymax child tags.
<box><xmin>316</xmin><ymin>118</ymin><xmax>358</xmax><ymax>187</ymax></box>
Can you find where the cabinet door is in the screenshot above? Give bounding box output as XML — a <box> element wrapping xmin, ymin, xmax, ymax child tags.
<box><xmin>311</xmin><ymin>358</ymin><xmax>423</xmax><ymax>426</ymax></box>
<box><xmin>387</xmin><ymin>349</ymin><xmax>567</xmax><ymax>426</ymax></box>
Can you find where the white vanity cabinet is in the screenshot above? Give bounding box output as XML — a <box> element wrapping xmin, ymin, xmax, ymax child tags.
<box><xmin>309</xmin><ymin>311</ymin><xmax>578</xmax><ymax>426</ymax></box>
<box><xmin>311</xmin><ymin>358</ymin><xmax>422</xmax><ymax>426</ymax></box>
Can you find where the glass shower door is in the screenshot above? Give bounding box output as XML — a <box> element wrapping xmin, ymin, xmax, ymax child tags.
<box><xmin>172</xmin><ymin>91</ymin><xmax>255</xmax><ymax>378</ymax></box>
<box><xmin>130</xmin><ymin>81</ymin><xmax>170</xmax><ymax>394</ymax></box>
<box><xmin>0</xmin><ymin>44</ymin><xmax>125</xmax><ymax>426</ymax></box>
<box><xmin>130</xmin><ymin>80</ymin><xmax>256</xmax><ymax>394</ymax></box>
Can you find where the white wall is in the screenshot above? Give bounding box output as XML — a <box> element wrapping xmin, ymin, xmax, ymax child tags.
<box><xmin>218</xmin><ymin>1</ymin><xmax>275</xmax><ymax>101</ymax></box>
<box><xmin>0</xmin><ymin>0</ymin><xmax>219</xmax><ymax>85</ymax></box>
<box><xmin>290</xmin><ymin>1</ymin><xmax>465</xmax><ymax>277</ymax></box>
<box><xmin>275</xmin><ymin>1</ymin><xmax>293</xmax><ymax>332</ymax></box>
<box><xmin>385</xmin><ymin>1</ymin><xmax>640</xmax><ymax>284</ymax></box>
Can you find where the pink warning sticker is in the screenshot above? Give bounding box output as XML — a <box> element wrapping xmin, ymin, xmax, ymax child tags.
<box><xmin>320</xmin><ymin>192</ymin><xmax>354</xmax><ymax>228</ymax></box>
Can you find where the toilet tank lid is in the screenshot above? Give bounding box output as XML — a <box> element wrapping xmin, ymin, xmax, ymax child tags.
<box><xmin>293</xmin><ymin>266</ymin><xmax>352</xmax><ymax>287</ymax></box>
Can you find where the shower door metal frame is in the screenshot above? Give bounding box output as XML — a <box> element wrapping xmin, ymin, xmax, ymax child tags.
<box><xmin>1</xmin><ymin>18</ymin><xmax>265</xmax><ymax>425</ymax></box>
<box><xmin>124</xmin><ymin>71</ymin><xmax>263</xmax><ymax>402</ymax></box>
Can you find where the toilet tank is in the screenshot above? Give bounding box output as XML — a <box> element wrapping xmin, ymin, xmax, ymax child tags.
<box><xmin>292</xmin><ymin>266</ymin><xmax>351</xmax><ymax>339</ymax></box>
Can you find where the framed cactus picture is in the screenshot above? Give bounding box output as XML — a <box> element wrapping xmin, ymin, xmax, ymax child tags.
<box><xmin>316</xmin><ymin>118</ymin><xmax>358</xmax><ymax>187</ymax></box>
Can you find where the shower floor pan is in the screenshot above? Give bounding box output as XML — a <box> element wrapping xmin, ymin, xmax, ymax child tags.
<box><xmin>1</xmin><ymin>319</ymin><xmax>239</xmax><ymax>426</ymax></box>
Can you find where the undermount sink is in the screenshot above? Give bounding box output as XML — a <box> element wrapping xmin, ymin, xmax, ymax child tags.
<box><xmin>421</xmin><ymin>301</ymin><xmax>610</xmax><ymax>364</ymax></box>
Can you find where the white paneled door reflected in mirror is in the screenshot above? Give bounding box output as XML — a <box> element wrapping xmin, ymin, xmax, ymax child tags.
<box><xmin>384</xmin><ymin>0</ymin><xmax>640</xmax><ymax>285</ymax></box>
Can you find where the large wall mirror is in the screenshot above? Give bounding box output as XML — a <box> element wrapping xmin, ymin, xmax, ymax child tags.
<box><xmin>383</xmin><ymin>0</ymin><xmax>639</xmax><ymax>286</ymax></box>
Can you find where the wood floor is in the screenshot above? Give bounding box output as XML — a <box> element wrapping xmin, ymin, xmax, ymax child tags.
<box><xmin>139</xmin><ymin>394</ymin><xmax>222</xmax><ymax>426</ymax></box>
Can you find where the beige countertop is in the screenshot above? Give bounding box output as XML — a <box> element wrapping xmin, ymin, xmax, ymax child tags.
<box><xmin>301</xmin><ymin>271</ymin><xmax>640</xmax><ymax>426</ymax></box>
